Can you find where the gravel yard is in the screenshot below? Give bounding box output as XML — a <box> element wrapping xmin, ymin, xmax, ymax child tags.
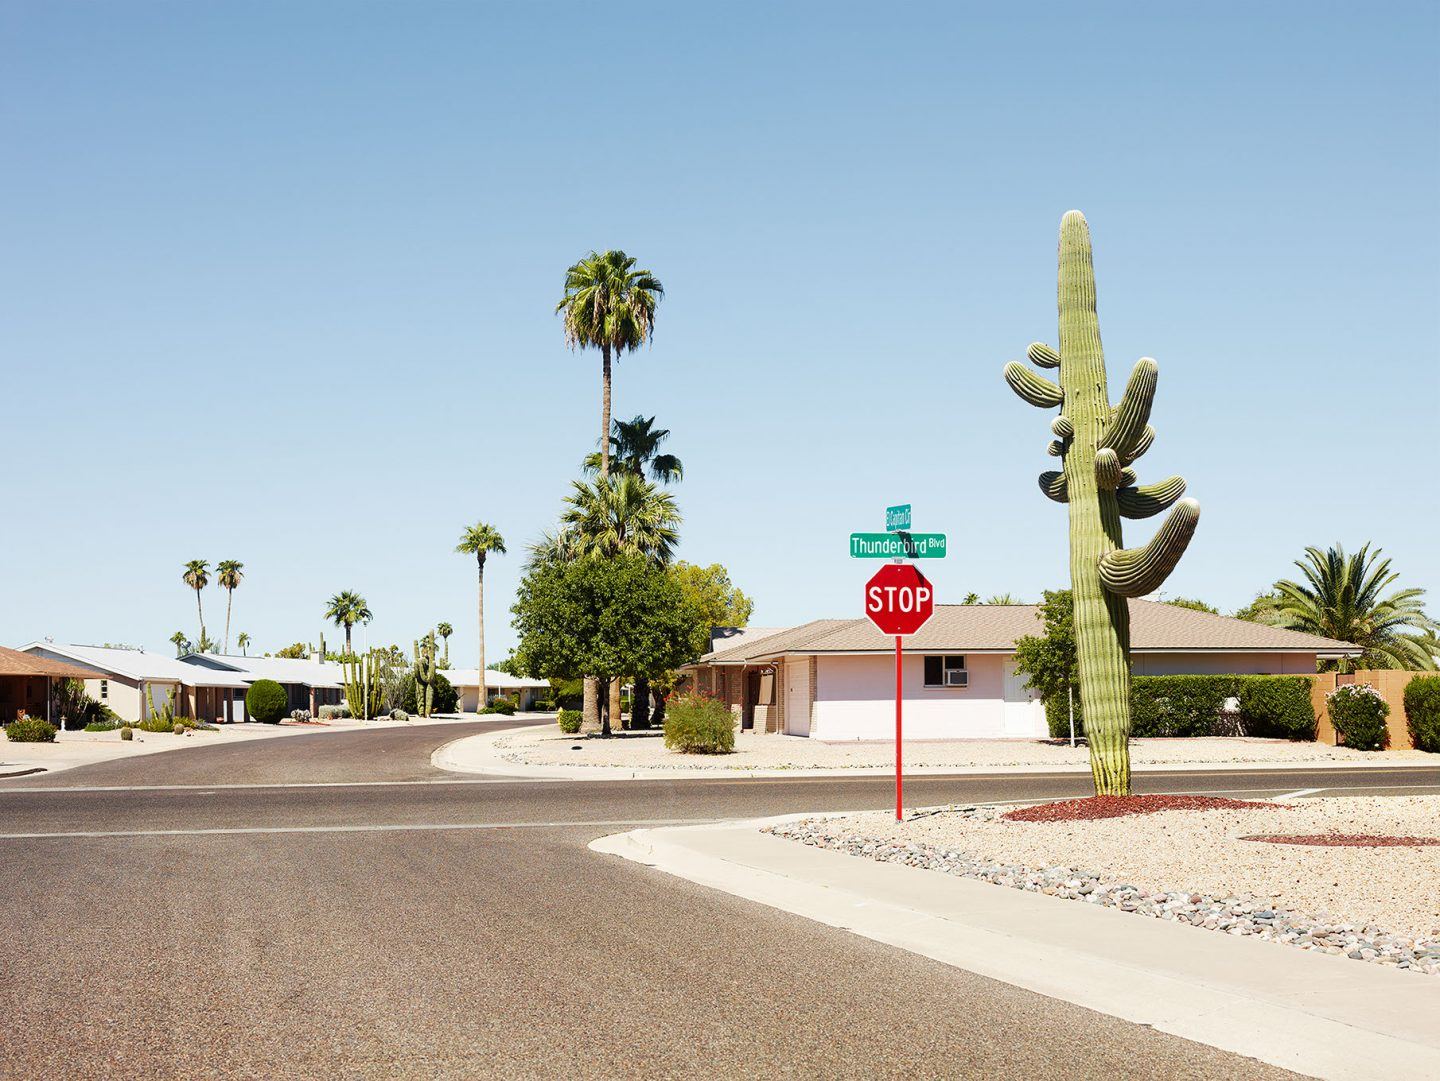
<box><xmin>767</xmin><ymin>796</ymin><xmax>1440</xmax><ymax>975</ymax></box>
<box><xmin>498</xmin><ymin>725</ymin><xmax>1432</xmax><ymax>771</ymax></box>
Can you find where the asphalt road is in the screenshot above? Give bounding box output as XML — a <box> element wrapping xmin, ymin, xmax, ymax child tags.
<box><xmin>3</xmin><ymin>722</ymin><xmax>1435</xmax><ymax>1080</ymax></box>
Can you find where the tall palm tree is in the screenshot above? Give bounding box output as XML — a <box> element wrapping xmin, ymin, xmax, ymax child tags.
<box><xmin>216</xmin><ymin>560</ymin><xmax>244</xmax><ymax>654</ymax></box>
<box><xmin>182</xmin><ymin>560</ymin><xmax>210</xmax><ymax>645</ymax></box>
<box><xmin>584</xmin><ymin>415</ymin><xmax>684</xmax><ymax>483</ymax></box>
<box><xmin>456</xmin><ymin>523</ymin><xmax>507</xmax><ymax>708</ymax></box>
<box><xmin>237</xmin><ymin>631</ymin><xmax>251</xmax><ymax>656</ymax></box>
<box><xmin>169</xmin><ymin>631</ymin><xmax>190</xmax><ymax>658</ymax></box>
<box><xmin>556</xmin><ymin>251</ymin><xmax>664</xmax><ymax>478</ymax></box>
<box><xmin>436</xmin><ymin>622</ymin><xmax>453</xmax><ymax>666</ymax></box>
<box><xmin>324</xmin><ymin>591</ymin><xmax>372</xmax><ymax>656</ymax></box>
<box><xmin>559</xmin><ymin>475</ymin><xmax>680</xmax><ymax>564</ymax></box>
<box><xmin>1274</xmin><ymin>544</ymin><xmax>1438</xmax><ymax>672</ymax></box>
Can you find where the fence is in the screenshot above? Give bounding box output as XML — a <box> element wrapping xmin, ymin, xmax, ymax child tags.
<box><xmin>1308</xmin><ymin>670</ymin><xmax>1431</xmax><ymax>750</ymax></box>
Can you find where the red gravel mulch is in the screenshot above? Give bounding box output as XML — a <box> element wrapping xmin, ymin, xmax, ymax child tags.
<box><xmin>1002</xmin><ymin>794</ymin><xmax>1286</xmax><ymax>823</ymax></box>
<box><xmin>1242</xmin><ymin>833</ymin><xmax>1440</xmax><ymax>848</ymax></box>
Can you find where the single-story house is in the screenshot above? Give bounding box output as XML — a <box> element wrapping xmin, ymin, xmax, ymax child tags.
<box><xmin>0</xmin><ymin>646</ymin><xmax>104</xmax><ymax>727</ymax></box>
<box><xmin>181</xmin><ymin>653</ymin><xmax>345</xmax><ymax>715</ymax></box>
<box><xmin>19</xmin><ymin>642</ymin><xmax>252</xmax><ymax>724</ymax></box>
<box><xmin>442</xmin><ymin>669</ymin><xmax>552</xmax><ymax>713</ymax></box>
<box><xmin>681</xmin><ymin>600</ymin><xmax>1361</xmax><ymax>741</ymax></box>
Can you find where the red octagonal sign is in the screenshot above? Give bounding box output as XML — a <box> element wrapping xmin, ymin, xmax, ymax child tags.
<box><xmin>864</xmin><ymin>563</ymin><xmax>935</xmax><ymax>637</ymax></box>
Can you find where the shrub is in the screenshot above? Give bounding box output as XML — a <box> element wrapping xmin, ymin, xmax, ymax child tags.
<box><xmin>390</xmin><ymin>708</ymin><xmax>409</xmax><ymax>721</ymax></box>
<box><xmin>663</xmin><ymin>693</ymin><xmax>735</xmax><ymax>754</ymax></box>
<box><xmin>5</xmin><ymin>716</ymin><xmax>58</xmax><ymax>743</ymax></box>
<box><xmin>557</xmin><ymin>709</ymin><xmax>582</xmax><ymax>734</ymax></box>
<box><xmin>1327</xmin><ymin>684</ymin><xmax>1390</xmax><ymax>750</ymax></box>
<box><xmin>120</xmin><ymin>726</ymin><xmax>133</xmax><ymax>741</ymax></box>
<box><xmin>398</xmin><ymin>670</ymin><xmax>459</xmax><ymax>715</ymax></box>
<box><xmin>1237</xmin><ymin>676</ymin><xmax>1316</xmax><ymax>740</ymax></box>
<box><xmin>1131</xmin><ymin>676</ymin><xmax>1239</xmax><ymax>737</ymax></box>
<box><xmin>83</xmin><ymin>719</ymin><xmax>125</xmax><ymax>733</ymax></box>
<box><xmin>317</xmin><ymin>704</ymin><xmax>351</xmax><ymax>721</ymax></box>
<box><xmin>1403</xmin><ymin>675</ymin><xmax>1440</xmax><ymax>753</ymax></box>
<box><xmin>246</xmin><ymin>679</ymin><xmax>288</xmax><ymax>724</ymax></box>
<box><xmin>534</xmin><ymin>698</ymin><xmax>557</xmax><ymax>713</ymax></box>
<box><xmin>482</xmin><ymin>700</ymin><xmax>517</xmax><ymax>716</ymax></box>
<box><xmin>135</xmin><ymin>714</ymin><xmax>175</xmax><ymax>733</ymax></box>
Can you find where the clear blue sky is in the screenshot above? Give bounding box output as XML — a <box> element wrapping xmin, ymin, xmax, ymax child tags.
<box><xmin>4</xmin><ymin>1</ymin><xmax>1437</xmax><ymax>662</ymax></box>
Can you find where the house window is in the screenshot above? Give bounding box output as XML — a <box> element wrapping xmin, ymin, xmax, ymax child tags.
<box><xmin>923</xmin><ymin>656</ymin><xmax>968</xmax><ymax>688</ymax></box>
<box><xmin>99</xmin><ymin>679</ymin><xmax>108</xmax><ymax>700</ymax></box>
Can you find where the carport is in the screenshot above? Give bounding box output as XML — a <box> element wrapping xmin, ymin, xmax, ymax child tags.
<box><xmin>0</xmin><ymin>646</ymin><xmax>104</xmax><ymax>727</ymax></box>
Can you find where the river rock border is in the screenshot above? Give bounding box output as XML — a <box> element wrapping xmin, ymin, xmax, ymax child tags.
<box><xmin>764</xmin><ymin>806</ymin><xmax>1440</xmax><ymax>977</ymax></box>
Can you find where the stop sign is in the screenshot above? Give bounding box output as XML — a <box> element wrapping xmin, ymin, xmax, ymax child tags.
<box><xmin>864</xmin><ymin>564</ymin><xmax>935</xmax><ymax>636</ymax></box>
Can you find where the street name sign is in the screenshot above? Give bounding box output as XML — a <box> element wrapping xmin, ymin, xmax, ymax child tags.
<box><xmin>885</xmin><ymin>504</ymin><xmax>912</xmax><ymax>532</ymax></box>
<box><xmin>850</xmin><ymin>532</ymin><xmax>947</xmax><ymax>559</ymax></box>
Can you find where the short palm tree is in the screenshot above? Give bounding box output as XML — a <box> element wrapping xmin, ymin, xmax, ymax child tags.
<box><xmin>170</xmin><ymin>630</ymin><xmax>190</xmax><ymax>658</ymax></box>
<box><xmin>324</xmin><ymin>591</ymin><xmax>372</xmax><ymax>656</ymax></box>
<box><xmin>560</xmin><ymin>474</ymin><xmax>680</xmax><ymax>564</ymax></box>
<box><xmin>584</xmin><ymin>415</ymin><xmax>683</xmax><ymax>483</ymax></box>
<box><xmin>984</xmin><ymin>593</ymin><xmax>1022</xmax><ymax>605</ymax></box>
<box><xmin>456</xmin><ymin>523</ymin><xmax>506</xmax><ymax>704</ymax></box>
<box><xmin>237</xmin><ymin>631</ymin><xmax>251</xmax><ymax>656</ymax></box>
<box><xmin>436</xmin><ymin>622</ymin><xmax>453</xmax><ymax>666</ymax></box>
<box><xmin>1274</xmin><ymin>544</ymin><xmax>1438</xmax><ymax>671</ymax></box>
<box><xmin>556</xmin><ymin>251</ymin><xmax>664</xmax><ymax>478</ymax></box>
<box><xmin>182</xmin><ymin>560</ymin><xmax>210</xmax><ymax>645</ymax></box>
<box><xmin>216</xmin><ymin>560</ymin><xmax>244</xmax><ymax>654</ymax></box>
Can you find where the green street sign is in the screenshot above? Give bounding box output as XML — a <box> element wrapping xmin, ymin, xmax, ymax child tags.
<box><xmin>885</xmin><ymin>504</ymin><xmax>912</xmax><ymax>532</ymax></box>
<box><xmin>850</xmin><ymin>532</ymin><xmax>947</xmax><ymax>559</ymax></box>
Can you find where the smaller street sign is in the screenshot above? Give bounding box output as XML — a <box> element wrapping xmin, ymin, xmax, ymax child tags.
<box><xmin>885</xmin><ymin>504</ymin><xmax>912</xmax><ymax>532</ymax></box>
<box><xmin>850</xmin><ymin>532</ymin><xmax>947</xmax><ymax>559</ymax></box>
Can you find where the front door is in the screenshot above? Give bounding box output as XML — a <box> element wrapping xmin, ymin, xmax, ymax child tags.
<box><xmin>784</xmin><ymin>660</ymin><xmax>811</xmax><ymax>737</ymax></box>
<box><xmin>1002</xmin><ymin>660</ymin><xmax>1043</xmax><ymax>737</ymax></box>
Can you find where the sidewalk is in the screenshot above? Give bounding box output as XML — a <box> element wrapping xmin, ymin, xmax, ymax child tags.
<box><xmin>592</xmin><ymin>816</ymin><xmax>1440</xmax><ymax>1081</ymax></box>
<box><xmin>1</xmin><ymin>714</ymin><xmax>520</xmax><ymax>779</ymax></box>
<box><xmin>434</xmin><ymin>724</ymin><xmax>1436</xmax><ymax>781</ymax></box>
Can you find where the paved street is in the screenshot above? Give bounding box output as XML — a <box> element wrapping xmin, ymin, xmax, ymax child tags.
<box><xmin>3</xmin><ymin>722</ymin><xmax>1436</xmax><ymax>1079</ymax></box>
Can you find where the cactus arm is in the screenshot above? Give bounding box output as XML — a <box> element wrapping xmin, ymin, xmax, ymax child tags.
<box><xmin>1004</xmin><ymin>362</ymin><xmax>1063</xmax><ymax>408</ymax></box>
<box><xmin>1098</xmin><ymin>498</ymin><xmax>1201</xmax><ymax>596</ymax></box>
<box><xmin>1116</xmin><ymin>475</ymin><xmax>1186</xmax><ymax>519</ymax></box>
<box><xmin>1124</xmin><ymin>424</ymin><xmax>1156</xmax><ymax>464</ymax></box>
<box><xmin>1094</xmin><ymin>448</ymin><xmax>1122</xmax><ymax>490</ymax></box>
<box><xmin>1046</xmin><ymin>439</ymin><xmax>1065</xmax><ymax>457</ymax></box>
<box><xmin>1027</xmin><ymin>342</ymin><xmax>1060</xmax><ymax>368</ymax></box>
<box><xmin>1051</xmin><ymin>416</ymin><xmax>1073</xmax><ymax>440</ymax></box>
<box><xmin>1100</xmin><ymin>357</ymin><xmax>1158</xmax><ymax>458</ymax></box>
<box><xmin>1039</xmin><ymin>470</ymin><xmax>1068</xmax><ymax>502</ymax></box>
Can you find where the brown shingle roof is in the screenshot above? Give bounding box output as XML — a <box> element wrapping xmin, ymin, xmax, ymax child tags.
<box><xmin>0</xmin><ymin>646</ymin><xmax>104</xmax><ymax>679</ymax></box>
<box><xmin>702</xmin><ymin>620</ymin><xmax>854</xmax><ymax>664</ymax></box>
<box><xmin>711</xmin><ymin>601</ymin><xmax>1359</xmax><ymax>659</ymax></box>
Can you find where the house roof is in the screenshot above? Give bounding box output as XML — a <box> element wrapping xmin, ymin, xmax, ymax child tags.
<box><xmin>701</xmin><ymin>601</ymin><xmax>1360</xmax><ymax>662</ymax></box>
<box><xmin>442</xmin><ymin>669</ymin><xmax>551</xmax><ymax>690</ymax></box>
<box><xmin>0</xmin><ymin>646</ymin><xmax>104</xmax><ymax>680</ymax></box>
<box><xmin>182</xmin><ymin>653</ymin><xmax>346</xmax><ymax>690</ymax></box>
<box><xmin>19</xmin><ymin>643</ymin><xmax>251</xmax><ymax>687</ymax></box>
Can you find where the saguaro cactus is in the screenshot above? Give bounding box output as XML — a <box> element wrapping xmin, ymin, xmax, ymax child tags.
<box><xmin>413</xmin><ymin>633</ymin><xmax>437</xmax><ymax>719</ymax></box>
<box><xmin>1004</xmin><ymin>211</ymin><xmax>1200</xmax><ymax>795</ymax></box>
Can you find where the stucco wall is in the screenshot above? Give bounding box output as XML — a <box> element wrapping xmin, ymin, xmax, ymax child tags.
<box><xmin>811</xmin><ymin>653</ymin><xmax>1022</xmax><ymax>740</ymax></box>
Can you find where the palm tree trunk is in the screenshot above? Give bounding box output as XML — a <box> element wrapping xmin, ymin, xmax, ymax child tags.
<box><xmin>609</xmin><ymin>677</ymin><xmax>624</xmax><ymax>731</ymax></box>
<box><xmin>633</xmin><ymin>675</ymin><xmax>651</xmax><ymax>729</ymax></box>
<box><xmin>224</xmin><ymin>591</ymin><xmax>233</xmax><ymax>654</ymax></box>
<box><xmin>344</xmin><ymin>625</ymin><xmax>352</xmax><ymax>655</ymax></box>
<box><xmin>477</xmin><ymin>557</ymin><xmax>487</xmax><ymax>711</ymax></box>
<box><xmin>600</xmin><ymin>344</ymin><xmax>612</xmax><ymax>478</ymax></box>
<box><xmin>650</xmin><ymin>686</ymin><xmax>666</xmax><ymax>726</ymax></box>
<box><xmin>583</xmin><ymin>677</ymin><xmax>601</xmax><ymax>734</ymax></box>
<box><xmin>194</xmin><ymin>590</ymin><xmax>205</xmax><ymax>649</ymax></box>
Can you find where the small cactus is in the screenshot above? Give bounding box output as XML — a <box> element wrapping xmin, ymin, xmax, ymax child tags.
<box><xmin>1003</xmin><ymin>211</ymin><xmax>1201</xmax><ymax>795</ymax></box>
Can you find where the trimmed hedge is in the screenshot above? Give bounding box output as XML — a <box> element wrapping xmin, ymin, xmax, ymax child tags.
<box><xmin>246</xmin><ymin>679</ymin><xmax>288</xmax><ymax>724</ymax></box>
<box><xmin>1404</xmin><ymin>675</ymin><xmax>1440</xmax><ymax>754</ymax></box>
<box><xmin>1045</xmin><ymin>674</ymin><xmax>1317</xmax><ymax>741</ymax></box>
<box><xmin>557</xmin><ymin>709</ymin><xmax>582</xmax><ymax>734</ymax></box>
<box><xmin>1327</xmin><ymin>683</ymin><xmax>1389</xmax><ymax>751</ymax></box>
<box><xmin>663</xmin><ymin>693</ymin><xmax>734</xmax><ymax>754</ymax></box>
<box><xmin>5</xmin><ymin>716</ymin><xmax>57</xmax><ymax>743</ymax></box>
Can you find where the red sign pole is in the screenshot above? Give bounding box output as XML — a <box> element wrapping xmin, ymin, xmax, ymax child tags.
<box><xmin>895</xmin><ymin>634</ymin><xmax>903</xmax><ymax>821</ymax></box>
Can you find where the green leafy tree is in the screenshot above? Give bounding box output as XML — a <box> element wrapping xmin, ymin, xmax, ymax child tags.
<box><xmin>671</xmin><ymin>562</ymin><xmax>754</xmax><ymax>630</ymax></box>
<box><xmin>181</xmin><ymin>560</ymin><xmax>210</xmax><ymax>645</ymax></box>
<box><xmin>512</xmin><ymin>555</ymin><xmax>706</xmax><ymax>737</ymax></box>
<box><xmin>273</xmin><ymin>642</ymin><xmax>310</xmax><ymax>659</ymax></box>
<box><xmin>1011</xmin><ymin>590</ymin><xmax>1080</xmax><ymax>737</ymax></box>
<box><xmin>1274</xmin><ymin>544</ymin><xmax>1437</xmax><ymax>672</ymax></box>
<box><xmin>216</xmin><ymin>560</ymin><xmax>244</xmax><ymax>654</ymax></box>
<box><xmin>556</xmin><ymin>251</ymin><xmax>664</xmax><ymax>478</ymax></box>
<box><xmin>1233</xmin><ymin>589</ymin><xmax>1286</xmax><ymax>626</ymax></box>
<box><xmin>584</xmin><ymin>415</ymin><xmax>684</xmax><ymax>483</ymax></box>
<box><xmin>436</xmin><ymin>621</ymin><xmax>453</xmax><ymax>667</ymax></box>
<box><xmin>455</xmin><ymin>523</ymin><xmax>506</xmax><ymax>700</ymax></box>
<box><xmin>324</xmin><ymin>591</ymin><xmax>372</xmax><ymax>656</ymax></box>
<box><xmin>1164</xmin><ymin>596</ymin><xmax>1219</xmax><ymax>614</ymax></box>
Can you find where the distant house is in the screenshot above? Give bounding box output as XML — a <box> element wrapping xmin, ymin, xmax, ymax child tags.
<box><xmin>0</xmin><ymin>646</ymin><xmax>103</xmax><ymax>727</ymax></box>
<box><xmin>442</xmin><ymin>669</ymin><xmax>552</xmax><ymax>713</ymax></box>
<box><xmin>180</xmin><ymin>653</ymin><xmax>345</xmax><ymax>716</ymax></box>
<box><xmin>19</xmin><ymin>642</ymin><xmax>251</xmax><ymax>724</ymax></box>
<box><xmin>681</xmin><ymin>600</ymin><xmax>1360</xmax><ymax>740</ymax></box>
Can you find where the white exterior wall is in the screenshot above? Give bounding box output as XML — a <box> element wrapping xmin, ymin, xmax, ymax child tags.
<box><xmin>87</xmin><ymin>675</ymin><xmax>143</xmax><ymax>722</ymax></box>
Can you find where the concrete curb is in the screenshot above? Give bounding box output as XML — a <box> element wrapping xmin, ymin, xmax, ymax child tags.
<box><xmin>591</xmin><ymin>815</ymin><xmax>1440</xmax><ymax>1081</ymax></box>
<box><xmin>434</xmin><ymin>727</ymin><xmax>1438</xmax><ymax>782</ymax></box>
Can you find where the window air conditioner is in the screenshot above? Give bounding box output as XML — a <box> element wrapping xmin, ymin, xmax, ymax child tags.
<box><xmin>944</xmin><ymin>669</ymin><xmax>968</xmax><ymax>688</ymax></box>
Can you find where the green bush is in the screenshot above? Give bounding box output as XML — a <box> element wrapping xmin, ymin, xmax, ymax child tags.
<box><xmin>663</xmin><ymin>693</ymin><xmax>734</xmax><ymax>754</ymax></box>
<box><xmin>534</xmin><ymin>698</ymin><xmax>557</xmax><ymax>713</ymax></box>
<box><xmin>136</xmin><ymin>714</ymin><xmax>175</xmax><ymax>733</ymax></box>
<box><xmin>5</xmin><ymin>716</ymin><xmax>58</xmax><ymax>742</ymax></box>
<box><xmin>1237</xmin><ymin>676</ymin><xmax>1316</xmax><ymax>740</ymax></box>
<box><xmin>1327</xmin><ymin>683</ymin><xmax>1390</xmax><ymax>750</ymax></box>
<box><xmin>1402</xmin><ymin>675</ymin><xmax>1440</xmax><ymax>753</ymax></box>
<box><xmin>557</xmin><ymin>709</ymin><xmax>582</xmax><ymax>734</ymax></box>
<box><xmin>246</xmin><ymin>679</ymin><xmax>288</xmax><ymax>724</ymax></box>
<box><xmin>481</xmin><ymin>699</ymin><xmax>517</xmax><ymax>716</ymax></box>
<box><xmin>83</xmin><ymin>719</ymin><xmax>125</xmax><ymax>732</ymax></box>
<box><xmin>1131</xmin><ymin>676</ymin><xmax>1239</xmax><ymax>737</ymax></box>
<box><xmin>399</xmin><ymin>670</ymin><xmax>459</xmax><ymax>715</ymax></box>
